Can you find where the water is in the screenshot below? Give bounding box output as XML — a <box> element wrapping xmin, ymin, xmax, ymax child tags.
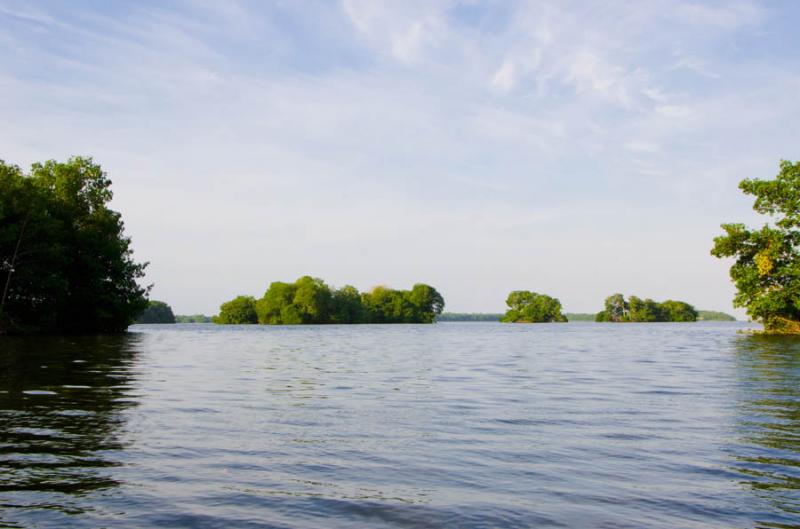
<box><xmin>0</xmin><ymin>322</ymin><xmax>798</xmax><ymax>528</ymax></box>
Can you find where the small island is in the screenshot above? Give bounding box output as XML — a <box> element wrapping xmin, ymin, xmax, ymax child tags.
<box><xmin>501</xmin><ymin>291</ymin><xmax>567</xmax><ymax>323</ymax></box>
<box><xmin>595</xmin><ymin>294</ymin><xmax>697</xmax><ymax>322</ymax></box>
<box><xmin>214</xmin><ymin>276</ymin><xmax>445</xmax><ymax>324</ymax></box>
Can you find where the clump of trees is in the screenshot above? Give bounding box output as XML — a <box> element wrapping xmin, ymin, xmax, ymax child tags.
<box><xmin>176</xmin><ymin>314</ymin><xmax>212</xmax><ymax>323</ymax></box>
<box><xmin>213</xmin><ymin>296</ymin><xmax>258</xmax><ymax>324</ymax></box>
<box><xmin>712</xmin><ymin>160</ymin><xmax>800</xmax><ymax>333</ymax></box>
<box><xmin>214</xmin><ymin>276</ymin><xmax>445</xmax><ymax>325</ymax></box>
<box><xmin>501</xmin><ymin>291</ymin><xmax>567</xmax><ymax>323</ymax></box>
<box><xmin>136</xmin><ymin>300</ymin><xmax>176</xmax><ymax>324</ymax></box>
<box><xmin>595</xmin><ymin>294</ymin><xmax>697</xmax><ymax>322</ymax></box>
<box><xmin>0</xmin><ymin>157</ymin><xmax>148</xmax><ymax>334</ymax></box>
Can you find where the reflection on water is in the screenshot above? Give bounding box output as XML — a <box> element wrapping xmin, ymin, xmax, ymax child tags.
<box><xmin>0</xmin><ymin>335</ymin><xmax>142</xmax><ymax>525</ymax></box>
<box><xmin>733</xmin><ymin>336</ymin><xmax>800</xmax><ymax>528</ymax></box>
<box><xmin>1</xmin><ymin>323</ymin><xmax>799</xmax><ymax>528</ymax></box>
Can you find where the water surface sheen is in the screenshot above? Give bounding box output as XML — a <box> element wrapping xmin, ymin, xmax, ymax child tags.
<box><xmin>1</xmin><ymin>322</ymin><xmax>799</xmax><ymax>528</ymax></box>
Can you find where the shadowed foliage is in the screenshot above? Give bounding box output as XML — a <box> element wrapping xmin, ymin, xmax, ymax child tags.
<box><xmin>136</xmin><ymin>300</ymin><xmax>176</xmax><ymax>324</ymax></box>
<box><xmin>0</xmin><ymin>157</ymin><xmax>148</xmax><ymax>334</ymax></box>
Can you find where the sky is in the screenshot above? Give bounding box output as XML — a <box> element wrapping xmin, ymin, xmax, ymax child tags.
<box><xmin>1</xmin><ymin>0</ymin><xmax>799</xmax><ymax>316</ymax></box>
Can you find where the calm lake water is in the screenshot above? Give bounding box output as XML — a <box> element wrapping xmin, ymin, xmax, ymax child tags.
<box><xmin>1</xmin><ymin>322</ymin><xmax>799</xmax><ymax>528</ymax></box>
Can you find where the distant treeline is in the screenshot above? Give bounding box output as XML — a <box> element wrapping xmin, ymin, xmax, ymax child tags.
<box><xmin>142</xmin><ymin>291</ymin><xmax>736</xmax><ymax>323</ymax></box>
<box><xmin>176</xmin><ymin>314</ymin><xmax>212</xmax><ymax>323</ymax></box>
<box><xmin>437</xmin><ymin>313</ymin><xmax>502</xmax><ymax>321</ymax></box>
<box><xmin>214</xmin><ymin>276</ymin><xmax>444</xmax><ymax>325</ymax></box>
<box><xmin>438</xmin><ymin>310</ymin><xmax>735</xmax><ymax>322</ymax></box>
<box><xmin>565</xmin><ymin>313</ymin><xmax>596</xmax><ymax>321</ymax></box>
<box><xmin>696</xmin><ymin>310</ymin><xmax>736</xmax><ymax>321</ymax></box>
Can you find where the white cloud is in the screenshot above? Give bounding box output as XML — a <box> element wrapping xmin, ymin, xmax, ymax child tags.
<box><xmin>0</xmin><ymin>0</ymin><xmax>795</xmax><ymax>315</ymax></box>
<box><xmin>491</xmin><ymin>59</ymin><xmax>516</xmax><ymax>91</ymax></box>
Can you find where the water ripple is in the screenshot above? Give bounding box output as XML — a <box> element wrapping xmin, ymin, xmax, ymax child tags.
<box><xmin>1</xmin><ymin>322</ymin><xmax>799</xmax><ymax>528</ymax></box>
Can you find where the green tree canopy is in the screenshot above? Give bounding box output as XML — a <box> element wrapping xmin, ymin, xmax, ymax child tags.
<box><xmin>331</xmin><ymin>285</ymin><xmax>365</xmax><ymax>324</ymax></box>
<box><xmin>256</xmin><ymin>281</ymin><xmax>297</xmax><ymax>324</ymax></box>
<box><xmin>712</xmin><ymin>160</ymin><xmax>800</xmax><ymax>332</ymax></box>
<box><xmin>218</xmin><ymin>278</ymin><xmax>444</xmax><ymax>325</ymax></box>
<box><xmin>136</xmin><ymin>300</ymin><xmax>176</xmax><ymax>324</ymax></box>
<box><xmin>406</xmin><ymin>283</ymin><xmax>445</xmax><ymax>323</ymax></box>
<box><xmin>628</xmin><ymin>296</ymin><xmax>663</xmax><ymax>322</ymax></box>
<box><xmin>293</xmin><ymin>276</ymin><xmax>333</xmax><ymax>324</ymax></box>
<box><xmin>501</xmin><ymin>291</ymin><xmax>567</xmax><ymax>323</ymax></box>
<box><xmin>0</xmin><ymin>157</ymin><xmax>148</xmax><ymax>333</ymax></box>
<box><xmin>595</xmin><ymin>294</ymin><xmax>697</xmax><ymax>322</ymax></box>
<box><xmin>660</xmin><ymin>300</ymin><xmax>698</xmax><ymax>322</ymax></box>
<box><xmin>213</xmin><ymin>296</ymin><xmax>258</xmax><ymax>324</ymax></box>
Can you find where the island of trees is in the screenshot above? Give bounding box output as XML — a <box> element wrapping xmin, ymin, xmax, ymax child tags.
<box><xmin>0</xmin><ymin>158</ymin><xmax>148</xmax><ymax>334</ymax></box>
<box><xmin>595</xmin><ymin>294</ymin><xmax>697</xmax><ymax>322</ymax></box>
<box><xmin>213</xmin><ymin>276</ymin><xmax>445</xmax><ymax>324</ymax></box>
<box><xmin>501</xmin><ymin>291</ymin><xmax>567</xmax><ymax>323</ymax></box>
<box><xmin>713</xmin><ymin>160</ymin><xmax>800</xmax><ymax>333</ymax></box>
<box><xmin>436</xmin><ymin>310</ymin><xmax>732</xmax><ymax>322</ymax></box>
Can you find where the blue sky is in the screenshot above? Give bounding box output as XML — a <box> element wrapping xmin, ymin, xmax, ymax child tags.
<box><xmin>2</xmin><ymin>0</ymin><xmax>799</xmax><ymax>316</ymax></box>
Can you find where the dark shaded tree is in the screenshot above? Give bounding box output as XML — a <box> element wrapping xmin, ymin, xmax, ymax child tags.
<box><xmin>331</xmin><ymin>285</ymin><xmax>365</xmax><ymax>323</ymax></box>
<box><xmin>0</xmin><ymin>157</ymin><xmax>148</xmax><ymax>333</ymax></box>
<box><xmin>660</xmin><ymin>300</ymin><xmax>698</xmax><ymax>322</ymax></box>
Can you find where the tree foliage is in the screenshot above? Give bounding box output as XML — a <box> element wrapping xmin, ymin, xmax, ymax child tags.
<box><xmin>218</xmin><ymin>276</ymin><xmax>444</xmax><ymax>325</ymax></box>
<box><xmin>712</xmin><ymin>160</ymin><xmax>800</xmax><ymax>331</ymax></box>
<box><xmin>136</xmin><ymin>300</ymin><xmax>176</xmax><ymax>324</ymax></box>
<box><xmin>0</xmin><ymin>157</ymin><xmax>148</xmax><ymax>333</ymax></box>
<box><xmin>595</xmin><ymin>294</ymin><xmax>697</xmax><ymax>322</ymax></box>
<box><xmin>213</xmin><ymin>296</ymin><xmax>258</xmax><ymax>324</ymax></box>
<box><xmin>501</xmin><ymin>291</ymin><xmax>567</xmax><ymax>323</ymax></box>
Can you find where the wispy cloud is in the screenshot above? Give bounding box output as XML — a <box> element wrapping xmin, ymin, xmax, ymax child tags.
<box><xmin>0</xmin><ymin>0</ymin><xmax>797</xmax><ymax>315</ymax></box>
